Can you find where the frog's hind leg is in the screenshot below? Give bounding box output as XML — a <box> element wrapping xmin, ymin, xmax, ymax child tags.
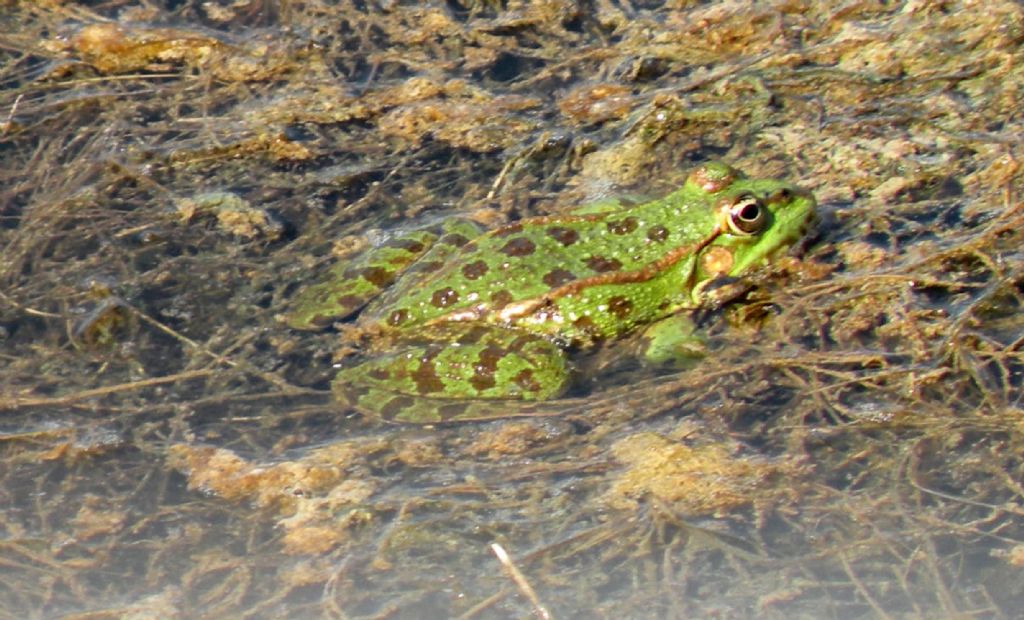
<box><xmin>286</xmin><ymin>220</ymin><xmax>482</xmax><ymax>330</ymax></box>
<box><xmin>333</xmin><ymin>325</ymin><xmax>570</xmax><ymax>424</ymax></box>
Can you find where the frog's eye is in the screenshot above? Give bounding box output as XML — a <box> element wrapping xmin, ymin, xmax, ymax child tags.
<box><xmin>726</xmin><ymin>194</ymin><xmax>767</xmax><ymax>236</ymax></box>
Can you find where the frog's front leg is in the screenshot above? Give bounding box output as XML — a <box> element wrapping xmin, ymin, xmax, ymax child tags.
<box><xmin>333</xmin><ymin>324</ymin><xmax>570</xmax><ymax>424</ymax></box>
<box><xmin>286</xmin><ymin>219</ymin><xmax>482</xmax><ymax>330</ymax></box>
<box><xmin>636</xmin><ymin>313</ymin><xmax>707</xmax><ymax>368</ymax></box>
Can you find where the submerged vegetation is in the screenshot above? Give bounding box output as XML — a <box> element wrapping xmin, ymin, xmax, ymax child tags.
<box><xmin>2</xmin><ymin>1</ymin><xmax>1024</xmax><ymax>617</ymax></box>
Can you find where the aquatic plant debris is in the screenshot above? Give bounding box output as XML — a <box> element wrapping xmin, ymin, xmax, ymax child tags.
<box><xmin>2</xmin><ymin>1</ymin><xmax>1024</xmax><ymax>618</ymax></box>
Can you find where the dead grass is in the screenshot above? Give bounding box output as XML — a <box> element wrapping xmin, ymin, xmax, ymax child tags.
<box><xmin>2</xmin><ymin>0</ymin><xmax>1024</xmax><ymax>618</ymax></box>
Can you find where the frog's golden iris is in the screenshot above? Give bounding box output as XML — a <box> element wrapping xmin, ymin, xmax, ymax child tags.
<box><xmin>288</xmin><ymin>162</ymin><xmax>817</xmax><ymax>423</ymax></box>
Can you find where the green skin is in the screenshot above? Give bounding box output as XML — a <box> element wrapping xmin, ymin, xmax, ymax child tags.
<box><xmin>288</xmin><ymin>162</ymin><xmax>817</xmax><ymax>423</ymax></box>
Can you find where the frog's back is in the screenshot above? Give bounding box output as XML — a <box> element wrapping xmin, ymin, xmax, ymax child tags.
<box><xmin>364</xmin><ymin>195</ymin><xmax>717</xmax><ymax>337</ymax></box>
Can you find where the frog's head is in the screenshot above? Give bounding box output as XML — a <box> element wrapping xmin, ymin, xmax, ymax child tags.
<box><xmin>685</xmin><ymin>162</ymin><xmax>817</xmax><ymax>279</ymax></box>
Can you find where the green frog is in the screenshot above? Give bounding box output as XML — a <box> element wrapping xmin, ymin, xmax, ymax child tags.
<box><xmin>288</xmin><ymin>162</ymin><xmax>816</xmax><ymax>423</ymax></box>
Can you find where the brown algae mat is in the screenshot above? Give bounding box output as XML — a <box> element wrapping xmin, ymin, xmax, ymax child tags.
<box><xmin>2</xmin><ymin>1</ymin><xmax>1024</xmax><ymax>618</ymax></box>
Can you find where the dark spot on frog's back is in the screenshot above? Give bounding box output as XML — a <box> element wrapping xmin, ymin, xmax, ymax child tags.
<box><xmin>500</xmin><ymin>237</ymin><xmax>536</xmax><ymax>257</ymax></box>
<box><xmin>543</xmin><ymin>268</ymin><xmax>576</xmax><ymax>287</ymax></box>
<box><xmin>586</xmin><ymin>255</ymin><xmax>623</xmax><ymax>273</ymax></box>
<box><xmin>647</xmin><ymin>224</ymin><xmax>669</xmax><ymax>242</ymax></box>
<box><xmin>431</xmin><ymin>287</ymin><xmax>460</xmax><ymax>308</ymax></box>
<box><xmin>462</xmin><ymin>260</ymin><xmax>489</xmax><ymax>280</ymax></box>
<box><xmin>607</xmin><ymin>295</ymin><xmax>633</xmax><ymax>320</ymax></box>
<box><xmin>607</xmin><ymin>217</ymin><xmax>638</xmax><ymax>235</ymax></box>
<box><xmin>362</xmin><ymin>266</ymin><xmax>394</xmax><ymax>287</ymax></box>
<box><xmin>546</xmin><ymin>226</ymin><xmax>579</xmax><ymax>246</ymax></box>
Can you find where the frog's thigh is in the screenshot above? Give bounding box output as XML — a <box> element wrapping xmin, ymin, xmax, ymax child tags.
<box><xmin>333</xmin><ymin>327</ymin><xmax>569</xmax><ymax>423</ymax></box>
<box><xmin>639</xmin><ymin>314</ymin><xmax>707</xmax><ymax>367</ymax></box>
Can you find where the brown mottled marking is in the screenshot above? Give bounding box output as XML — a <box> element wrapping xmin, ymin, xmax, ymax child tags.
<box><xmin>647</xmin><ymin>224</ymin><xmax>669</xmax><ymax>242</ymax></box>
<box><xmin>513</xmin><ymin>369</ymin><xmax>541</xmax><ymax>393</ymax></box>
<box><xmin>407</xmin><ymin>260</ymin><xmax>444</xmax><ymax>274</ymax></box>
<box><xmin>431</xmin><ymin>287</ymin><xmax>460</xmax><ymax>308</ymax></box>
<box><xmin>470</xmin><ymin>371</ymin><xmax>496</xmax><ymax>391</ymax></box>
<box><xmin>543</xmin><ymin>268</ymin><xmax>576</xmax><ymax>287</ymax></box>
<box><xmin>573</xmin><ymin>315</ymin><xmax>597</xmax><ymax>333</ymax></box>
<box><xmin>411</xmin><ymin>360</ymin><xmax>445</xmax><ymax>394</ymax></box>
<box><xmin>437</xmin><ymin>402</ymin><xmax>471</xmax><ymax>419</ymax></box>
<box><xmin>388</xmin><ymin>308</ymin><xmax>409</xmax><ymax>326</ymax></box>
<box><xmin>386</xmin><ymin>238</ymin><xmax>425</xmax><ymax>253</ymax></box>
<box><xmin>476</xmin><ymin>225</ymin><xmax>723</xmax><ymax>323</ymax></box>
<box><xmin>607</xmin><ymin>216</ymin><xmax>638</xmax><ymax>235</ymax></box>
<box><xmin>492</xmin><ymin>223</ymin><xmax>524</xmax><ymax>237</ymax></box>
<box><xmin>606</xmin><ymin>295</ymin><xmax>633</xmax><ymax>320</ymax></box>
<box><xmin>500</xmin><ymin>237</ymin><xmax>536</xmax><ymax>257</ymax></box>
<box><xmin>546</xmin><ymin>226</ymin><xmax>579</xmax><ymax>246</ymax></box>
<box><xmin>420</xmin><ymin>342</ymin><xmax>445</xmax><ymax>360</ymax></box>
<box><xmin>475</xmin><ymin>345</ymin><xmax>504</xmax><ymax>374</ymax></box>
<box><xmin>440</xmin><ymin>233</ymin><xmax>471</xmax><ymax>247</ymax></box>
<box><xmin>381</xmin><ymin>395</ymin><xmax>416</xmax><ymax>418</ymax></box>
<box><xmin>490</xmin><ymin>289</ymin><xmax>513</xmax><ymax>308</ymax></box>
<box><xmin>456</xmin><ymin>324</ymin><xmax>490</xmax><ymax>345</ymax></box>
<box><xmin>367</xmin><ymin>367</ymin><xmax>390</xmax><ymax>381</ymax></box>
<box><xmin>586</xmin><ymin>255</ymin><xmax>623</xmax><ymax>273</ymax></box>
<box><xmin>470</xmin><ymin>345</ymin><xmax>504</xmax><ymax>391</ymax></box>
<box><xmin>340</xmin><ymin>384</ymin><xmax>370</xmax><ymax>402</ymax></box>
<box><xmin>765</xmin><ymin>187</ymin><xmax>794</xmax><ymax>205</ymax></box>
<box><xmin>332</xmin><ymin>294</ymin><xmax>365</xmax><ymax>311</ymax></box>
<box><xmin>462</xmin><ymin>260</ymin><xmax>489</xmax><ymax>280</ymax></box>
<box><xmin>362</xmin><ymin>266</ymin><xmax>394</xmax><ymax>287</ymax></box>
<box><xmin>476</xmin><ymin>213</ymin><xmax>614</xmax><ymax>253</ymax></box>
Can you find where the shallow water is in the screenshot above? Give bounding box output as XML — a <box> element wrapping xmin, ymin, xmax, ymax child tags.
<box><xmin>2</xmin><ymin>1</ymin><xmax>1024</xmax><ymax>618</ymax></box>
